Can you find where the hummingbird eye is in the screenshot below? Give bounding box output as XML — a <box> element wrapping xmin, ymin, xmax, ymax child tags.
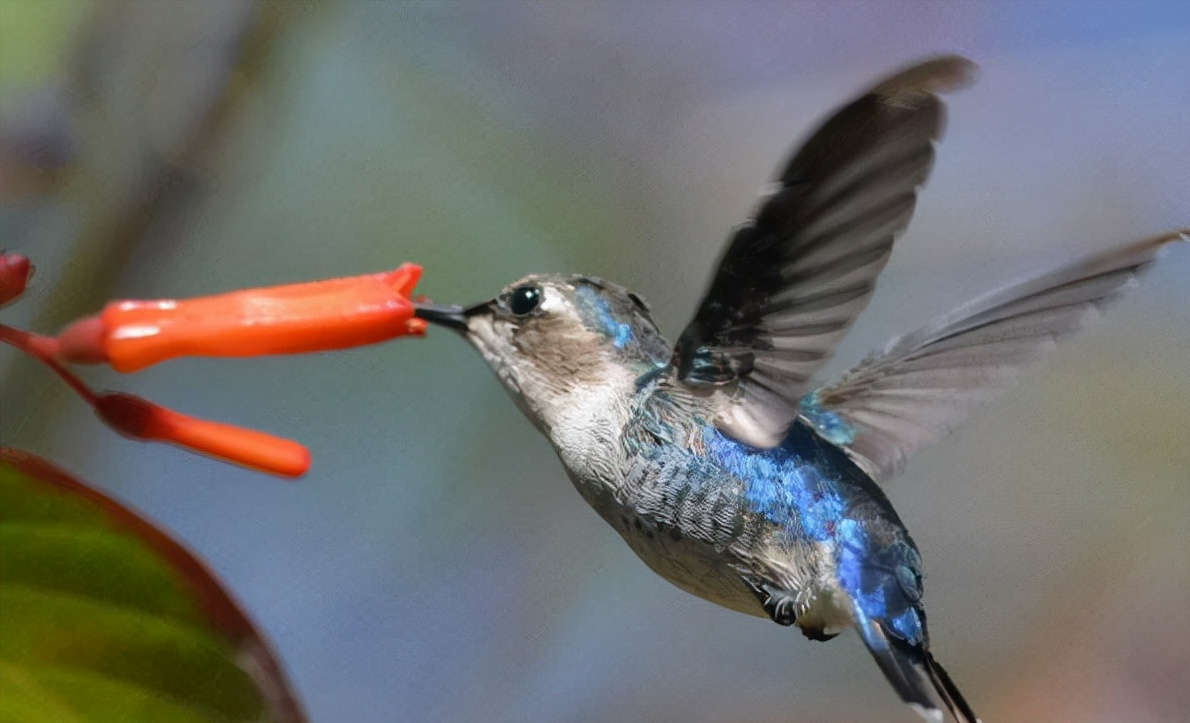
<box><xmin>508</xmin><ymin>285</ymin><xmax>543</xmax><ymax>316</ymax></box>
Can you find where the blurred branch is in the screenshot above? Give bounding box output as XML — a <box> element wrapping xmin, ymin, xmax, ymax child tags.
<box><xmin>1</xmin><ymin>0</ymin><xmax>306</xmax><ymax>442</ymax></box>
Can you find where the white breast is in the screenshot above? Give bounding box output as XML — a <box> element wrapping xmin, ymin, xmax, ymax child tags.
<box><xmin>549</xmin><ymin>377</ymin><xmax>633</xmax><ymax>489</ymax></box>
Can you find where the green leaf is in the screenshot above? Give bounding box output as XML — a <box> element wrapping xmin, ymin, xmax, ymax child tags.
<box><xmin>0</xmin><ymin>448</ymin><xmax>305</xmax><ymax>723</ymax></box>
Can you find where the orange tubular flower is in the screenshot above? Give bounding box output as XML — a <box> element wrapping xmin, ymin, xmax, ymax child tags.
<box><xmin>58</xmin><ymin>263</ymin><xmax>427</xmax><ymax>372</ymax></box>
<box><xmin>5</xmin><ymin>259</ymin><xmax>433</xmax><ymax>478</ymax></box>
<box><xmin>0</xmin><ymin>326</ymin><xmax>311</xmax><ymax>478</ymax></box>
<box><xmin>95</xmin><ymin>393</ymin><xmax>311</xmax><ymax>478</ymax></box>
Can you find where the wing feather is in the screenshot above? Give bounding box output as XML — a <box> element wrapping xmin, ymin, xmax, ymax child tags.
<box><xmin>673</xmin><ymin>56</ymin><xmax>976</xmax><ymax>449</ymax></box>
<box><xmin>805</xmin><ymin>229</ymin><xmax>1188</xmax><ymax>480</ymax></box>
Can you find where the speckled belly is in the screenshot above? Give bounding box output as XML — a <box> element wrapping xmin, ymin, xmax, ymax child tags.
<box><xmin>556</xmin><ymin>420</ymin><xmax>825</xmax><ymax>620</ymax></box>
<box><xmin>599</xmin><ymin>502</ymin><xmax>766</xmax><ymax>617</ymax></box>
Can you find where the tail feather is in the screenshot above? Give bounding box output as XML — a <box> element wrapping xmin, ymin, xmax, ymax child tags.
<box><xmin>923</xmin><ymin>651</ymin><xmax>979</xmax><ymax>723</ymax></box>
<box><xmin>858</xmin><ymin>616</ymin><xmax>980</xmax><ymax>723</ymax></box>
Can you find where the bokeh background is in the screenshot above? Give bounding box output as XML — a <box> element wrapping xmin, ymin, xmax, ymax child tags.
<box><xmin>2</xmin><ymin>2</ymin><xmax>1188</xmax><ymax>721</ymax></box>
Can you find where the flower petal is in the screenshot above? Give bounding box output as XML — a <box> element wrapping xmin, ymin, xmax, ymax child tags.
<box><xmin>97</xmin><ymin>263</ymin><xmax>425</xmax><ymax>372</ymax></box>
<box><xmin>94</xmin><ymin>393</ymin><xmax>311</xmax><ymax>478</ymax></box>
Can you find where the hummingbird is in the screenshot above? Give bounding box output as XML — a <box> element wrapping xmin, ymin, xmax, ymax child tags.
<box><xmin>412</xmin><ymin>55</ymin><xmax>1186</xmax><ymax>722</ymax></box>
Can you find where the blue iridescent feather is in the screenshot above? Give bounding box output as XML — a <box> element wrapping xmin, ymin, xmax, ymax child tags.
<box><xmin>697</xmin><ymin>419</ymin><xmax>925</xmax><ymax>645</ymax></box>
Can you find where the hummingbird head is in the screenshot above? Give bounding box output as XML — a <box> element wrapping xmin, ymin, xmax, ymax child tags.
<box><xmin>415</xmin><ymin>274</ymin><xmax>670</xmax><ymax>432</ymax></box>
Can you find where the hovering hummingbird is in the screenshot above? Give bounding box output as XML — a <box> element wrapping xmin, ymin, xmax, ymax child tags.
<box><xmin>413</xmin><ymin>55</ymin><xmax>1186</xmax><ymax>722</ymax></box>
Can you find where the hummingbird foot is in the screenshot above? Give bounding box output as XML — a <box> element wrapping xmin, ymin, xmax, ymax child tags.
<box><xmin>744</xmin><ymin>578</ymin><xmax>841</xmax><ymax>640</ymax></box>
<box><xmin>744</xmin><ymin>578</ymin><xmax>798</xmax><ymax>626</ymax></box>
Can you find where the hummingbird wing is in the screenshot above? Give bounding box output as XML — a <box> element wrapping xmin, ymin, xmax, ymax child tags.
<box><xmin>672</xmin><ymin>55</ymin><xmax>976</xmax><ymax>449</ymax></box>
<box><xmin>803</xmin><ymin>229</ymin><xmax>1188</xmax><ymax>481</ymax></box>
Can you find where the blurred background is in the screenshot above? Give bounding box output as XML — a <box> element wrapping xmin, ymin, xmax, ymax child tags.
<box><xmin>2</xmin><ymin>1</ymin><xmax>1188</xmax><ymax>721</ymax></box>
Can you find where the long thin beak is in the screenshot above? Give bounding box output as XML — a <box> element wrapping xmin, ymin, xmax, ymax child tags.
<box><xmin>413</xmin><ymin>302</ymin><xmax>470</xmax><ymax>331</ymax></box>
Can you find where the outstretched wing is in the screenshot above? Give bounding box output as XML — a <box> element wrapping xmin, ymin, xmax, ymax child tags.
<box><xmin>672</xmin><ymin>55</ymin><xmax>976</xmax><ymax>449</ymax></box>
<box><xmin>802</xmin><ymin>229</ymin><xmax>1188</xmax><ymax>481</ymax></box>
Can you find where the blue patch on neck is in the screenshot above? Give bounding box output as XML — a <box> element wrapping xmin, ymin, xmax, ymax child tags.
<box><xmin>612</xmin><ymin>322</ymin><xmax>633</xmax><ymax>349</ymax></box>
<box><xmin>576</xmin><ymin>285</ymin><xmax>635</xmax><ymax>349</ymax></box>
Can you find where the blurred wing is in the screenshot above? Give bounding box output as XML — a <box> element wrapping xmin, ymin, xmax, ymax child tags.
<box><xmin>804</xmin><ymin>229</ymin><xmax>1188</xmax><ymax>481</ymax></box>
<box><xmin>673</xmin><ymin>55</ymin><xmax>976</xmax><ymax>449</ymax></box>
